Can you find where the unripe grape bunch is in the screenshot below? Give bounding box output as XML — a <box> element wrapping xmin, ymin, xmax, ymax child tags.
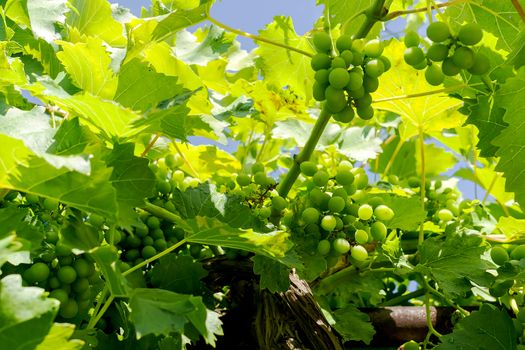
<box><xmin>403</xmin><ymin>21</ymin><xmax>490</xmax><ymax>86</ymax></box>
<box><xmin>311</xmin><ymin>32</ymin><xmax>391</xmax><ymax>121</ymax></box>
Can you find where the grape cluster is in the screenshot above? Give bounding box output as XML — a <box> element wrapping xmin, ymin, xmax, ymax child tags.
<box><xmin>404</xmin><ymin>22</ymin><xmax>489</xmax><ymax>86</ymax></box>
<box><xmin>310</xmin><ymin>32</ymin><xmax>390</xmax><ymax>121</ymax></box>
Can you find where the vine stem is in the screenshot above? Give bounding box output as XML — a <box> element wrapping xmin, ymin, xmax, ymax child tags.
<box><xmin>354</xmin><ymin>0</ymin><xmax>387</xmax><ymax>39</ymax></box>
<box><xmin>422</xmin><ymin>278</ymin><xmax>469</xmax><ymax>316</ymax></box>
<box><xmin>380</xmin><ymin>288</ymin><xmax>426</xmax><ymax>306</ymax></box>
<box><xmin>207</xmin><ymin>17</ymin><xmax>314</xmax><ymax>57</ymax></box>
<box><xmin>418</xmin><ymin>128</ymin><xmax>426</xmax><ymax>246</ymax></box>
<box><xmin>423</xmin><ymin>293</ymin><xmax>443</xmax><ymax>349</ymax></box>
<box><xmin>89</xmin><ymin>295</ymin><xmax>114</xmax><ymax>331</ymax></box>
<box><xmin>511</xmin><ymin>0</ymin><xmax>525</xmax><ymax>23</ymax></box>
<box><xmin>87</xmin><ymin>286</ymin><xmax>108</xmax><ymax>328</ymax></box>
<box><xmin>372</xmin><ymin>83</ymin><xmax>485</xmax><ymax>103</ymax></box>
<box><xmin>141</xmin><ymin>133</ymin><xmax>160</xmax><ymax>157</ymax></box>
<box><xmin>383</xmin><ymin>137</ymin><xmax>405</xmax><ymax>176</ymax></box>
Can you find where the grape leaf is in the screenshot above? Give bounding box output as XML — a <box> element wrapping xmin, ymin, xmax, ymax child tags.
<box><xmin>252</xmin><ymin>255</ymin><xmax>291</xmax><ymax>293</ymax></box>
<box><xmin>508</xmin><ymin>28</ymin><xmax>525</xmax><ymax>69</ymax></box>
<box><xmin>371</xmin><ymin>195</ymin><xmax>426</xmax><ymax>231</ymax></box>
<box><xmin>339</xmin><ymin>127</ymin><xmax>383</xmax><ymax>162</ymax></box>
<box><xmin>60</xmin><ymin>222</ymin><xmax>100</xmax><ymax>254</ymax></box>
<box><xmin>174</xmin><ymin>26</ymin><xmax>236</xmax><ymax>66</ymax></box>
<box><xmin>36</xmin><ymin>323</ymin><xmax>84</xmax><ymax>350</ymax></box>
<box><xmin>90</xmin><ymin>246</ymin><xmax>128</xmax><ymax>297</ymax></box>
<box><xmin>150</xmin><ymin>255</ymin><xmax>208</xmax><ymax>294</ymax></box>
<box><xmin>317</xmin><ymin>269</ymin><xmax>386</xmax><ymax>305</ymax></box>
<box><xmin>436</xmin><ymin>304</ymin><xmax>517</xmax><ymax>350</ymax></box>
<box><xmin>331</xmin><ymin>305</ymin><xmax>375</xmax><ymax>344</ymax></box>
<box><xmin>0</xmin><ymin>236</ymin><xmax>21</xmax><ymax>268</ymax></box>
<box><xmin>0</xmin><ymin>274</ymin><xmax>59</xmax><ymax>349</ymax></box>
<box><xmin>47</xmin><ymin>118</ymin><xmax>95</xmax><ymax>156</ymax></box>
<box><xmin>415</xmin><ymin>235</ymin><xmax>495</xmax><ymax>298</ymax></box>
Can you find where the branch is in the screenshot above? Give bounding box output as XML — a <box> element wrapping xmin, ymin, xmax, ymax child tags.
<box><xmin>207</xmin><ymin>17</ymin><xmax>314</xmax><ymax>57</ymax></box>
<box><xmin>511</xmin><ymin>0</ymin><xmax>525</xmax><ymax>23</ymax></box>
<box><xmin>383</xmin><ymin>0</ymin><xmax>466</xmax><ymax>20</ymax></box>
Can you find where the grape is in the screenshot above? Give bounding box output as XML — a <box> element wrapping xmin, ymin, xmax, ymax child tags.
<box><xmin>356</xmin><ymin>105</ymin><xmax>374</xmax><ymax>120</ymax></box>
<box><xmin>313</xmin><ymin>32</ymin><xmax>332</xmax><ymax>52</ymax></box>
<box><xmin>331</xmin><ymin>57</ymin><xmax>347</xmax><ymax>69</ymax></box>
<box><xmin>404</xmin><ymin>31</ymin><xmax>420</xmax><ymax>47</ymax></box>
<box><xmin>378</xmin><ymin>56</ymin><xmax>391</xmax><ymax>71</ymax></box>
<box><xmin>317</xmin><ymin>239</ymin><xmax>331</xmax><ymax>255</ymax></box>
<box><xmin>147</xmin><ymin>216</ymin><xmax>161</xmax><ymax>230</ymax></box>
<box><xmin>26</xmin><ymin>193</ymin><xmax>40</xmax><ymax>204</ymax></box>
<box><xmin>336</xmin><ymin>35</ymin><xmax>353</xmax><ymax>53</ymax></box>
<box><xmin>313</xmin><ymin>82</ymin><xmax>326</xmax><ymax>101</ymax></box>
<box><xmin>302</xmin><ymin>207</ymin><xmax>320</xmax><ymax>224</ymax></box>
<box><xmin>425</xmin><ymin>64</ymin><xmax>445</xmax><ymax>86</ymax></box>
<box><xmin>403</xmin><ymin>340</ymin><xmax>420</xmax><ymax>350</ymax></box>
<box><xmin>329</xmin><ymin>68</ymin><xmax>350</xmax><ymax>89</ymax></box>
<box><xmin>165</xmin><ymin>154</ymin><xmax>183</xmax><ymax>169</ymax></box>
<box><xmin>300</xmin><ymin>161</ymin><xmax>317</xmax><ymax>176</ymax></box>
<box><xmin>404</xmin><ymin>47</ymin><xmax>425</xmax><ymax>66</ymax></box>
<box><xmin>57</xmin><ymin>266</ymin><xmax>77</xmax><ymax>284</ymax></box>
<box><xmin>251</xmin><ymin>162</ymin><xmax>265</xmax><ymax>174</ymax></box>
<box><xmin>363</xmin><ymin>39</ymin><xmax>383</xmax><ymax>58</ymax></box>
<box><xmin>426</xmin><ymin>21</ymin><xmax>450</xmax><ymax>42</ymax></box>
<box><xmin>467</xmin><ymin>53</ymin><xmax>490</xmax><ymax>75</ymax></box>
<box><xmin>335</xmin><ymin>169</ymin><xmax>354</xmax><ymax>186</ymax></box>
<box><xmin>452</xmin><ymin>46</ymin><xmax>474</xmax><ymax>69</ymax></box>
<box><xmin>371</xmin><ymin>221</ymin><xmax>387</xmax><ymax>241</ymax></box>
<box><xmin>321</xmin><ymin>215</ymin><xmax>337</xmax><ymax>231</ymax></box>
<box><xmin>25</xmin><ymin>262</ymin><xmax>51</xmax><ymax>283</ymax></box>
<box><xmin>59</xmin><ymin>299</ymin><xmax>78</xmax><ymax>319</ymax></box>
<box><xmin>154</xmin><ymin>239</ymin><xmax>168</xmax><ymax>251</ymax></box>
<box><xmin>437</xmin><ymin>209</ymin><xmax>454</xmax><ymax>222</ymax></box>
<box><xmin>157</xmin><ymin>180</ymin><xmax>171</xmax><ymax>194</ymax></box>
<box><xmin>271</xmin><ymin>196</ymin><xmax>288</xmax><ymax>211</ymax></box>
<box><xmin>49</xmin><ymin>277</ymin><xmax>61</xmax><ymax>289</ymax></box>
<box><xmin>347</xmin><ymin>86</ymin><xmax>365</xmax><ymax>99</ymax></box>
<box><xmin>355</xmin><ymin>93</ymin><xmax>372</xmax><ymax>108</ymax></box>
<box><xmin>363</xmin><ymin>76</ymin><xmax>379</xmax><ymax>93</ymax></box>
<box><xmin>340</xmin><ymin>50</ymin><xmax>354</xmax><ymax>66</ymax></box>
<box><xmin>142</xmin><ymin>246</ymin><xmax>157</xmax><ymax>259</ymax></box>
<box><xmin>510</xmin><ymin>245</ymin><xmax>525</xmax><ymax>260</ymax></box>
<box><xmin>311</xmin><ymin>53</ymin><xmax>332</xmax><ymax>71</ymax></box>
<box><xmin>346</xmin><ymin>72</ymin><xmax>363</xmax><ymax>91</ymax></box>
<box><xmin>358</xmin><ymin>204</ymin><xmax>373</xmax><ymax>221</ymax></box>
<box><xmin>151</xmin><ymin>228</ymin><xmax>164</xmax><ymax>239</ymax></box>
<box><xmin>325</xmin><ymin>86</ymin><xmax>347</xmax><ymax>113</ymax></box>
<box><xmin>43</xmin><ymin>198</ymin><xmax>59</xmax><ymax>211</ymax></box>
<box><xmin>490</xmin><ymin>246</ymin><xmax>509</xmax><ymax>265</ymax></box>
<box><xmin>328</xmin><ymin>196</ymin><xmax>346</xmax><ymax>213</ymax></box>
<box><xmin>351</xmin><ymin>51</ymin><xmax>364</xmax><ymax>66</ymax></box>
<box><xmin>364</xmin><ymin>59</ymin><xmax>384</xmax><ymax>78</ymax></box>
<box><xmin>489</xmin><ymin>280</ymin><xmax>513</xmax><ymax>297</ymax></box>
<box><xmin>427</xmin><ymin>44</ymin><xmax>449</xmax><ymax>62</ymax></box>
<box><xmin>368</xmin><ymin>197</ymin><xmax>384</xmax><ymax>208</ymax></box>
<box><xmin>442</xmin><ymin>57</ymin><xmax>461</xmax><ymax>76</ymax></box>
<box><xmin>253</xmin><ymin>172</ymin><xmax>268</xmax><ymax>186</ymax></box>
<box><xmin>407</xmin><ymin>177</ymin><xmax>421</xmax><ymax>188</ymax></box>
<box><xmin>236</xmin><ymin>174</ymin><xmax>251</xmax><ymax>187</ymax></box>
<box><xmin>73</xmin><ymin>259</ymin><xmax>93</xmax><ymax>278</ymax></box>
<box><xmin>142</xmin><ymin>236</ymin><xmax>154</xmax><ymax>246</ymax></box>
<box><xmin>72</xmin><ymin>278</ymin><xmax>89</xmax><ymax>293</ymax></box>
<box><xmin>315</xmin><ymin>69</ymin><xmax>330</xmax><ymax>85</ymax></box>
<box><xmin>374</xmin><ymin>205</ymin><xmax>394</xmax><ymax>221</ymax></box>
<box><xmin>458</xmin><ymin>23</ymin><xmax>482</xmax><ymax>46</ymax></box>
<box><xmin>332</xmin><ymin>238</ymin><xmax>350</xmax><ymax>254</ymax></box>
<box><xmin>333</xmin><ymin>106</ymin><xmax>355</xmax><ymax>123</ymax></box>
<box><xmin>313</xmin><ymin>170</ymin><xmax>330</xmax><ymax>187</ymax></box>
<box><xmin>49</xmin><ymin>289</ymin><xmax>69</xmax><ymax>305</ymax></box>
<box><xmin>351</xmin><ymin>245</ymin><xmax>368</xmax><ymax>261</ymax></box>
<box><xmin>354</xmin><ymin>173</ymin><xmax>368</xmax><ymax>189</ymax></box>
<box><xmin>355</xmin><ymin>229</ymin><xmax>369</xmax><ymax>245</ymax></box>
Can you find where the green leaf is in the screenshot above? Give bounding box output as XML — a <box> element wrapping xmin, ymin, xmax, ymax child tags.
<box><xmin>339</xmin><ymin>127</ymin><xmax>383</xmax><ymax>162</ymax></box>
<box><xmin>60</xmin><ymin>222</ymin><xmax>101</xmax><ymax>254</ymax></box>
<box><xmin>36</xmin><ymin>323</ymin><xmax>84</xmax><ymax>350</ymax></box>
<box><xmin>90</xmin><ymin>245</ymin><xmax>128</xmax><ymax>297</ymax></box>
<box><xmin>0</xmin><ymin>274</ymin><xmax>59</xmax><ymax>349</ymax></box>
<box><xmin>252</xmin><ymin>255</ymin><xmax>291</xmax><ymax>293</ymax></box>
<box><xmin>372</xmin><ymin>194</ymin><xmax>426</xmax><ymax>231</ymax></box>
<box><xmin>508</xmin><ymin>28</ymin><xmax>525</xmax><ymax>69</ymax></box>
<box><xmin>256</xmin><ymin>16</ymin><xmax>315</xmax><ymax>99</ymax></box>
<box><xmin>0</xmin><ymin>235</ymin><xmax>22</xmax><ymax>268</ymax></box>
<box><xmin>436</xmin><ymin>304</ymin><xmax>517</xmax><ymax>350</ymax></box>
<box><xmin>150</xmin><ymin>255</ymin><xmax>208</xmax><ymax>294</ymax></box>
<box><xmin>331</xmin><ymin>305</ymin><xmax>375</xmax><ymax>344</ymax></box>
<box><xmin>27</xmin><ymin>0</ymin><xmax>69</xmax><ymax>43</ymax></box>
<box><xmin>129</xmin><ymin>288</ymin><xmax>223</xmax><ymax>346</ymax></box>
<box><xmin>415</xmin><ymin>235</ymin><xmax>495</xmax><ymax>298</ymax></box>
<box><xmin>47</xmin><ymin>118</ymin><xmax>95</xmax><ymax>156</ymax></box>
<box><xmin>316</xmin><ymin>269</ymin><xmax>386</xmax><ymax>305</ymax></box>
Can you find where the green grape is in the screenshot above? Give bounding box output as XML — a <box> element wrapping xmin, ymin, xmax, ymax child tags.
<box><xmin>335</xmin><ymin>169</ymin><xmax>354</xmax><ymax>186</ymax></box>
<box><xmin>258</xmin><ymin>207</ymin><xmax>271</xmax><ymax>219</ymax></box>
<box><xmin>331</xmin><ymin>57</ymin><xmax>347</xmax><ymax>69</ymax></box>
<box><xmin>253</xmin><ymin>172</ymin><xmax>268</xmax><ymax>185</ymax></box>
<box><xmin>347</xmin><ymin>86</ymin><xmax>365</xmax><ymax>99</ymax></box>
<box><xmin>490</xmin><ymin>246</ymin><xmax>509</xmax><ymax>265</ymax></box>
<box><xmin>142</xmin><ymin>246</ymin><xmax>157</xmax><ymax>259</ymax></box>
<box><xmin>26</xmin><ymin>193</ymin><xmax>40</xmax><ymax>204</ymax></box>
<box><xmin>425</xmin><ymin>64</ymin><xmax>445</xmax><ymax>86</ymax></box>
<box><xmin>165</xmin><ymin>154</ymin><xmax>183</xmax><ymax>169</ymax></box>
<box><xmin>363</xmin><ymin>39</ymin><xmax>383</xmax><ymax>58</ymax></box>
<box><xmin>302</xmin><ymin>207</ymin><xmax>320</xmax><ymax>224</ymax></box>
<box><xmin>43</xmin><ymin>198</ymin><xmax>59</xmax><ymax>211</ymax></box>
<box><xmin>407</xmin><ymin>177</ymin><xmax>421</xmax><ymax>188</ymax></box>
<box><xmin>358</xmin><ymin>204</ymin><xmax>374</xmax><ymax>221</ymax></box>
<box><xmin>59</xmin><ymin>255</ymin><xmax>74</xmax><ymax>266</ymax></box>
<box><xmin>426</xmin><ymin>44</ymin><xmax>449</xmax><ymax>62</ymax></box>
<box><xmin>313</xmin><ymin>170</ymin><xmax>330</xmax><ymax>187</ymax></box>
<box><xmin>364</xmin><ymin>59</ymin><xmax>384</xmax><ymax>78</ymax></box>
<box><xmin>142</xmin><ymin>236</ymin><xmax>154</xmax><ymax>246</ymax></box>
<box><xmin>135</xmin><ymin>225</ymin><xmax>149</xmax><ymax>238</ymax></box>
<box><xmin>404</xmin><ymin>31</ymin><xmax>420</xmax><ymax>47</ymax></box>
<box><xmin>313</xmin><ymin>81</ymin><xmax>326</xmax><ymax>101</ymax></box>
<box><xmin>315</xmin><ymin>69</ymin><xmax>330</xmax><ymax>85</ymax></box>
<box><xmin>467</xmin><ymin>53</ymin><xmax>490</xmax><ymax>75</ymax></box>
<box><xmin>272</xmin><ymin>196</ymin><xmax>288</xmax><ymax>211</ymax></box>
<box><xmin>321</xmin><ymin>215</ymin><xmax>337</xmax><ymax>232</ymax></box>
<box><xmin>49</xmin><ymin>289</ymin><xmax>69</xmax><ymax>305</ymax></box>
<box><xmin>441</xmin><ymin>57</ymin><xmax>461</xmax><ymax>76</ymax></box>
<box><xmin>313</xmin><ymin>32</ymin><xmax>332</xmax><ymax>52</ymax></box>
<box><xmin>437</xmin><ymin>209</ymin><xmax>454</xmax><ymax>222</ymax></box>
<box><xmin>57</xmin><ymin>266</ymin><xmax>77</xmax><ymax>284</ymax></box>
<box><xmin>378</xmin><ymin>56</ymin><xmax>391</xmax><ymax>71</ymax></box>
<box><xmin>332</xmin><ymin>187</ymin><xmax>348</xmax><ymax>200</ymax></box>
<box><xmin>236</xmin><ymin>174</ymin><xmax>251</xmax><ymax>187</ymax></box>
<box><xmin>374</xmin><ymin>205</ymin><xmax>394</xmax><ymax>221</ymax></box>
<box><xmin>73</xmin><ymin>259</ymin><xmax>93</xmax><ymax>278</ymax></box>
<box><xmin>333</xmin><ymin>106</ymin><xmax>355</xmax><ymax>123</ymax></box>
<box><xmin>49</xmin><ymin>277</ymin><xmax>61</xmax><ymax>289</ymax></box>
<box><xmin>404</xmin><ymin>47</ymin><xmax>425</xmax><ymax>66</ymax></box>
<box><xmin>328</xmin><ymin>196</ymin><xmax>346</xmax><ymax>213</ymax></box>
<box><xmin>72</xmin><ymin>278</ymin><xmax>89</xmax><ymax>293</ymax></box>
<box><xmin>356</xmin><ymin>105</ymin><xmax>374</xmax><ymax>120</ymax></box>
<box><xmin>324</xmin><ymin>86</ymin><xmax>347</xmax><ymax>113</ymax></box>
<box><xmin>59</xmin><ymin>299</ymin><xmax>78</xmax><ymax>319</ymax></box>
<box><xmin>403</xmin><ymin>340</ymin><xmax>420</xmax><ymax>350</ymax></box>
<box><xmin>346</xmin><ymin>72</ymin><xmax>363</xmax><ymax>91</ymax></box>
<box><xmin>311</xmin><ymin>53</ymin><xmax>332</xmax><ymax>71</ymax></box>
<box><xmin>300</xmin><ymin>161</ymin><xmax>317</xmax><ymax>176</ymax></box>
<box><xmin>355</xmin><ymin>93</ymin><xmax>372</xmax><ymax>108</ymax></box>
<box><xmin>154</xmin><ymin>239</ymin><xmax>168</xmax><ymax>251</ymax></box>
<box><xmin>368</xmin><ymin>196</ymin><xmax>384</xmax><ymax>208</ymax></box>
<box><xmin>329</xmin><ymin>68</ymin><xmax>350</xmax><ymax>89</ymax></box>
<box><xmin>510</xmin><ymin>245</ymin><xmax>525</xmax><ymax>260</ymax></box>
<box><xmin>426</xmin><ymin>21</ymin><xmax>450</xmax><ymax>42</ymax></box>
<box><xmin>317</xmin><ymin>239</ymin><xmax>331</xmax><ymax>255</ymax></box>
<box><xmin>351</xmin><ymin>245</ymin><xmax>368</xmax><ymax>261</ymax></box>
<box><xmin>125</xmin><ymin>249</ymin><xmax>140</xmax><ymax>262</ymax></box>
<box><xmin>336</xmin><ymin>35</ymin><xmax>353</xmax><ymax>52</ymax></box>
<box><xmin>351</xmin><ymin>51</ymin><xmax>364</xmax><ymax>66</ymax></box>
<box><xmin>489</xmin><ymin>280</ymin><xmax>513</xmax><ymax>297</ymax></box>
<box><xmin>251</xmin><ymin>162</ymin><xmax>265</xmax><ymax>174</ymax></box>
<box><xmin>157</xmin><ymin>180</ymin><xmax>171</xmax><ymax>194</ymax></box>
<box><xmin>146</xmin><ymin>216</ymin><xmax>161</xmax><ymax>230</ymax></box>
<box><xmin>452</xmin><ymin>46</ymin><xmax>474</xmax><ymax>69</ymax></box>
<box><xmin>354</xmin><ymin>173</ymin><xmax>368</xmax><ymax>189</ymax></box>
<box><xmin>355</xmin><ymin>229</ymin><xmax>369</xmax><ymax>245</ymax></box>
<box><xmin>340</xmin><ymin>50</ymin><xmax>354</xmax><ymax>66</ymax></box>
<box><xmin>24</xmin><ymin>262</ymin><xmax>50</xmax><ymax>283</ymax></box>
<box><xmin>371</xmin><ymin>221</ymin><xmax>387</xmax><ymax>241</ymax></box>
<box><xmin>363</xmin><ymin>76</ymin><xmax>379</xmax><ymax>93</ymax></box>
<box><xmin>458</xmin><ymin>23</ymin><xmax>483</xmax><ymax>46</ymax></box>
<box><xmin>332</xmin><ymin>238</ymin><xmax>350</xmax><ymax>254</ymax></box>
